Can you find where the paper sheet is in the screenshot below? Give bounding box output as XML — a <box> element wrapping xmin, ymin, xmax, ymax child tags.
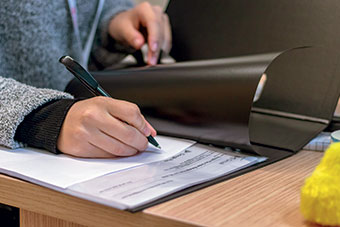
<box><xmin>303</xmin><ymin>132</ymin><xmax>331</xmax><ymax>151</ymax></box>
<box><xmin>69</xmin><ymin>144</ymin><xmax>266</xmax><ymax>210</ymax></box>
<box><xmin>0</xmin><ymin>136</ymin><xmax>195</xmax><ymax>188</ymax></box>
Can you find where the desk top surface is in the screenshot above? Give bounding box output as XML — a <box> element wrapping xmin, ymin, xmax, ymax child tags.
<box><xmin>0</xmin><ymin>150</ymin><xmax>323</xmax><ymax>227</ymax></box>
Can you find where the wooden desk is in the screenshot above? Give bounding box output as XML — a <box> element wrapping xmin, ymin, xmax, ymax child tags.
<box><xmin>0</xmin><ymin>150</ymin><xmax>323</xmax><ymax>227</ymax></box>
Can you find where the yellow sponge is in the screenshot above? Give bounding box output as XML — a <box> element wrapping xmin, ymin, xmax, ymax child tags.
<box><xmin>301</xmin><ymin>142</ymin><xmax>340</xmax><ymax>226</ymax></box>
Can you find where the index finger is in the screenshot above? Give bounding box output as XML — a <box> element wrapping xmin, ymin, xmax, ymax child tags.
<box><xmin>136</xmin><ymin>3</ymin><xmax>162</xmax><ymax>64</ymax></box>
<box><xmin>106</xmin><ymin>99</ymin><xmax>152</xmax><ymax>137</ymax></box>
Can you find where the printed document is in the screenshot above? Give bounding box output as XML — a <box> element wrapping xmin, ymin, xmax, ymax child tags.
<box><xmin>69</xmin><ymin>144</ymin><xmax>266</xmax><ymax>209</ymax></box>
<box><xmin>0</xmin><ymin>135</ymin><xmax>266</xmax><ymax>210</ymax></box>
<box><xmin>0</xmin><ymin>136</ymin><xmax>195</xmax><ymax>188</ymax></box>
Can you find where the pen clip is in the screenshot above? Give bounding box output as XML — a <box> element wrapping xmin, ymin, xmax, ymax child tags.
<box><xmin>59</xmin><ymin>56</ymin><xmax>100</xmax><ymax>96</ymax></box>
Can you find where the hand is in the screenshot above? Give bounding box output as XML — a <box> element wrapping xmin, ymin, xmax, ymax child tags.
<box><xmin>57</xmin><ymin>97</ymin><xmax>157</xmax><ymax>158</ymax></box>
<box><xmin>108</xmin><ymin>2</ymin><xmax>172</xmax><ymax>65</ymax></box>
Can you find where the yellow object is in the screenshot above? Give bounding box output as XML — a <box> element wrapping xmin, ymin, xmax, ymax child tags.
<box><xmin>301</xmin><ymin>142</ymin><xmax>340</xmax><ymax>226</ymax></box>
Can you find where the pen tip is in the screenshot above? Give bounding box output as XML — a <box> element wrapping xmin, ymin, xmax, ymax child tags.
<box><xmin>147</xmin><ymin>136</ymin><xmax>161</xmax><ymax>149</ymax></box>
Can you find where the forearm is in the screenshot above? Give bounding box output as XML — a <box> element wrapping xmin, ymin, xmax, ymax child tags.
<box><xmin>0</xmin><ymin>77</ymin><xmax>73</xmax><ymax>149</ymax></box>
<box><xmin>14</xmin><ymin>99</ymin><xmax>80</xmax><ymax>154</ymax></box>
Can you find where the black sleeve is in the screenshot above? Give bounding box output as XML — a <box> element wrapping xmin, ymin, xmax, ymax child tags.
<box><xmin>14</xmin><ymin>99</ymin><xmax>80</xmax><ymax>154</ymax></box>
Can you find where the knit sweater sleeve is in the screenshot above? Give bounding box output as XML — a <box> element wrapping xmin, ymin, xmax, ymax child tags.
<box><xmin>14</xmin><ymin>99</ymin><xmax>80</xmax><ymax>154</ymax></box>
<box><xmin>0</xmin><ymin>77</ymin><xmax>73</xmax><ymax>149</ymax></box>
<box><xmin>90</xmin><ymin>0</ymin><xmax>135</xmax><ymax>70</ymax></box>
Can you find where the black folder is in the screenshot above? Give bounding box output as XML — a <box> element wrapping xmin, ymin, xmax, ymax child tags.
<box><xmin>167</xmin><ymin>0</ymin><xmax>340</xmax><ymax>131</ymax></box>
<box><xmin>65</xmin><ymin>0</ymin><xmax>340</xmax><ymax>211</ymax></box>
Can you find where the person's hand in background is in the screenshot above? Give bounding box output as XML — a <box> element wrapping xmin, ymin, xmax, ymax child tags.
<box><xmin>57</xmin><ymin>97</ymin><xmax>157</xmax><ymax>158</ymax></box>
<box><xmin>108</xmin><ymin>2</ymin><xmax>172</xmax><ymax>65</ymax></box>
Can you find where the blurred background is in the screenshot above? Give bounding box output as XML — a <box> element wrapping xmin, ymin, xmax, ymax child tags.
<box><xmin>134</xmin><ymin>0</ymin><xmax>168</xmax><ymax>8</ymax></box>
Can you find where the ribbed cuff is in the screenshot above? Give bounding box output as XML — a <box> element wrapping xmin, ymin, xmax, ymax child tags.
<box><xmin>14</xmin><ymin>99</ymin><xmax>80</xmax><ymax>154</ymax></box>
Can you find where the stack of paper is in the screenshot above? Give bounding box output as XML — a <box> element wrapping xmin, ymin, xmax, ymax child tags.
<box><xmin>303</xmin><ymin>132</ymin><xmax>331</xmax><ymax>152</ymax></box>
<box><xmin>0</xmin><ymin>136</ymin><xmax>265</xmax><ymax>210</ymax></box>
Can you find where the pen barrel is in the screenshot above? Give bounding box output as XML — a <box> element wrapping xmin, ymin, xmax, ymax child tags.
<box><xmin>96</xmin><ymin>86</ymin><xmax>111</xmax><ymax>97</ymax></box>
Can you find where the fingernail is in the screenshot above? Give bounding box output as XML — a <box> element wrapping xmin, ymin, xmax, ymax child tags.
<box><xmin>143</xmin><ymin>126</ymin><xmax>151</xmax><ymax>136</ymax></box>
<box><xmin>150</xmin><ymin>56</ymin><xmax>157</xmax><ymax>65</ymax></box>
<box><xmin>151</xmin><ymin>42</ymin><xmax>158</xmax><ymax>52</ymax></box>
<box><xmin>134</xmin><ymin>38</ymin><xmax>143</xmax><ymax>47</ymax></box>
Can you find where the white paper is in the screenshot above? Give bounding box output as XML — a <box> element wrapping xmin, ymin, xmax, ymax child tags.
<box><xmin>69</xmin><ymin>144</ymin><xmax>266</xmax><ymax>210</ymax></box>
<box><xmin>0</xmin><ymin>136</ymin><xmax>195</xmax><ymax>188</ymax></box>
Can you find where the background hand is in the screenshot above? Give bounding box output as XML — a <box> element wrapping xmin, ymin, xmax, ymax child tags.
<box><xmin>108</xmin><ymin>2</ymin><xmax>172</xmax><ymax>65</ymax></box>
<box><xmin>57</xmin><ymin>97</ymin><xmax>157</xmax><ymax>158</ymax></box>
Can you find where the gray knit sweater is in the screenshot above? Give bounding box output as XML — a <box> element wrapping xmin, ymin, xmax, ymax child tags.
<box><xmin>0</xmin><ymin>0</ymin><xmax>133</xmax><ymax>149</ymax></box>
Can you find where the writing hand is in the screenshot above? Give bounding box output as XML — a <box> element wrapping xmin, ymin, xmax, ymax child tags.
<box><xmin>108</xmin><ymin>2</ymin><xmax>172</xmax><ymax>65</ymax></box>
<box><xmin>57</xmin><ymin>97</ymin><xmax>157</xmax><ymax>158</ymax></box>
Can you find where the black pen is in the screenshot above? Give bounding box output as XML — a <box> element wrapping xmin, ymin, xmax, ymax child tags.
<box><xmin>59</xmin><ymin>55</ymin><xmax>161</xmax><ymax>149</ymax></box>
